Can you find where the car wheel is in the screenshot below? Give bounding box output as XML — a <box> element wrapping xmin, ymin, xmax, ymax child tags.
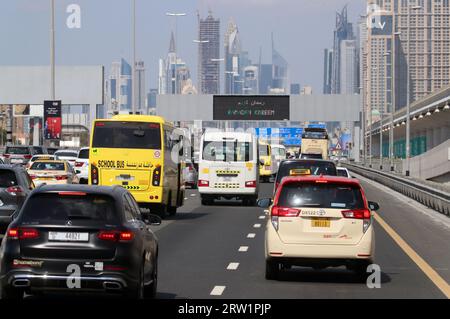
<box><xmin>1</xmin><ymin>285</ymin><xmax>24</xmax><ymax>300</ymax></box>
<box><xmin>145</xmin><ymin>256</ymin><xmax>158</xmax><ymax>299</ymax></box>
<box><xmin>265</xmin><ymin>260</ymin><xmax>279</xmax><ymax>280</ymax></box>
<box><xmin>201</xmin><ymin>196</ymin><xmax>213</xmax><ymax>206</ymax></box>
<box><xmin>130</xmin><ymin>264</ymin><xmax>145</xmax><ymax>299</ymax></box>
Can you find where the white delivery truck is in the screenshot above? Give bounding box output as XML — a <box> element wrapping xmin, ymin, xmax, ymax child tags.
<box><xmin>198</xmin><ymin>131</ymin><xmax>259</xmax><ymax>206</ymax></box>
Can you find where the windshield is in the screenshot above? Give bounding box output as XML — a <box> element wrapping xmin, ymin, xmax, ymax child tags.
<box><xmin>276</xmin><ymin>161</ymin><xmax>337</xmax><ymax>184</ymax></box>
<box><xmin>272</xmin><ymin>147</ymin><xmax>286</xmax><ymax>157</ymax></box>
<box><xmin>21</xmin><ymin>194</ymin><xmax>118</xmax><ymax>224</ymax></box>
<box><xmin>302</xmin><ymin>130</ymin><xmax>328</xmax><ymax>139</ymax></box>
<box><xmin>278</xmin><ymin>182</ymin><xmax>364</xmax><ymax>209</ymax></box>
<box><xmin>259</xmin><ymin>145</ymin><xmax>270</xmax><ymax>157</ymax></box>
<box><xmin>301</xmin><ymin>154</ymin><xmax>323</xmax><ymax>159</ymax></box>
<box><xmin>78</xmin><ymin>149</ymin><xmax>89</xmax><ymax>159</ymax></box>
<box><xmin>93</xmin><ymin>122</ymin><xmax>162</xmax><ymax>150</ymax></box>
<box><xmin>203</xmin><ymin>141</ymin><xmax>253</xmax><ymax>162</ymax></box>
<box><xmin>31</xmin><ymin>162</ymin><xmax>65</xmax><ymax>171</ymax></box>
<box><xmin>5</xmin><ymin>147</ymin><xmax>30</xmax><ymax>155</ymax></box>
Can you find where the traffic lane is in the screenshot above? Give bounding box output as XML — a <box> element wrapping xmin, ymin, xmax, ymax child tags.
<box><xmin>356</xmin><ymin>173</ymin><xmax>450</xmax><ymax>284</ymax></box>
<box><xmin>212</xmin><ymin>183</ymin><xmax>446</xmax><ymax>299</ymax></box>
<box><xmin>154</xmin><ymin>185</ymin><xmax>268</xmax><ymax>299</ymax></box>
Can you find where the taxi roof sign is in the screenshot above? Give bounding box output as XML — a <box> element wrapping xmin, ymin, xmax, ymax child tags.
<box><xmin>289</xmin><ymin>168</ymin><xmax>311</xmax><ymax>176</ymax></box>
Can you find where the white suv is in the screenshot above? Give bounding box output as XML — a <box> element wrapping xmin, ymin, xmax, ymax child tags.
<box><xmin>74</xmin><ymin>147</ymin><xmax>89</xmax><ymax>184</ymax></box>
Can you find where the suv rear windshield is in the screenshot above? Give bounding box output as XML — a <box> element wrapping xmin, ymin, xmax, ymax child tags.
<box><xmin>276</xmin><ymin>161</ymin><xmax>337</xmax><ymax>184</ymax></box>
<box><xmin>278</xmin><ymin>182</ymin><xmax>364</xmax><ymax>210</ymax></box>
<box><xmin>21</xmin><ymin>193</ymin><xmax>119</xmax><ymax>223</ymax></box>
<box><xmin>92</xmin><ymin>121</ymin><xmax>162</xmax><ymax>150</ymax></box>
<box><xmin>0</xmin><ymin>170</ymin><xmax>18</xmax><ymax>188</ymax></box>
<box><xmin>78</xmin><ymin>149</ymin><xmax>89</xmax><ymax>159</ymax></box>
<box><xmin>55</xmin><ymin>152</ymin><xmax>77</xmax><ymax>157</ymax></box>
<box><xmin>5</xmin><ymin>147</ymin><xmax>30</xmax><ymax>155</ymax></box>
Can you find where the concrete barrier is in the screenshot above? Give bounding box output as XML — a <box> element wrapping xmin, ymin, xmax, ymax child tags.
<box><xmin>343</xmin><ymin>163</ymin><xmax>450</xmax><ymax>217</ymax></box>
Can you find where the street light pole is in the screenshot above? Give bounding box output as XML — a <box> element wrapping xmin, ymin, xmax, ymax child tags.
<box><xmin>50</xmin><ymin>0</ymin><xmax>55</xmax><ymax>101</ymax></box>
<box><xmin>132</xmin><ymin>0</ymin><xmax>136</xmax><ymax>114</ymax></box>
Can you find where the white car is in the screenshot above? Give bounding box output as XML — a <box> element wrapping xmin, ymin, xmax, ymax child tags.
<box><xmin>74</xmin><ymin>147</ymin><xmax>89</xmax><ymax>184</ymax></box>
<box><xmin>259</xmin><ymin>175</ymin><xmax>377</xmax><ymax>281</ymax></box>
<box><xmin>54</xmin><ymin>150</ymin><xmax>78</xmax><ymax>167</ymax></box>
<box><xmin>337</xmin><ymin>167</ymin><xmax>352</xmax><ymax>178</ymax></box>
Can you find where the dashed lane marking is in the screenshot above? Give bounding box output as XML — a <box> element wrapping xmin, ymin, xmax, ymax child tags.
<box><xmin>210</xmin><ymin>286</ymin><xmax>226</xmax><ymax>296</ymax></box>
<box><xmin>247</xmin><ymin>233</ymin><xmax>256</xmax><ymax>238</ymax></box>
<box><xmin>253</xmin><ymin>224</ymin><xmax>261</xmax><ymax>228</ymax></box>
<box><xmin>238</xmin><ymin>246</ymin><xmax>248</xmax><ymax>252</ymax></box>
<box><xmin>259</xmin><ymin>215</ymin><xmax>266</xmax><ymax>219</ymax></box>
<box><xmin>227</xmin><ymin>262</ymin><xmax>239</xmax><ymax>270</ymax></box>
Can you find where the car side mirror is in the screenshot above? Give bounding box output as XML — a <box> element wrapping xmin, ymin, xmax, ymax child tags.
<box><xmin>144</xmin><ymin>214</ymin><xmax>162</xmax><ymax>226</ymax></box>
<box><xmin>257</xmin><ymin>198</ymin><xmax>272</xmax><ymax>208</ymax></box>
<box><xmin>368</xmin><ymin>201</ymin><xmax>380</xmax><ymax>211</ymax></box>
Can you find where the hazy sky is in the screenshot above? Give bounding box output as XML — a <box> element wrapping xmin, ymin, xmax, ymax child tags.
<box><xmin>0</xmin><ymin>0</ymin><xmax>365</xmax><ymax>93</ymax></box>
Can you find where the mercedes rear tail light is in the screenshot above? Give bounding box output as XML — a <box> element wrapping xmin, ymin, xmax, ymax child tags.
<box><xmin>7</xmin><ymin>228</ymin><xmax>39</xmax><ymax>240</ymax></box>
<box><xmin>6</xmin><ymin>186</ymin><xmax>23</xmax><ymax>196</ymax></box>
<box><xmin>98</xmin><ymin>231</ymin><xmax>134</xmax><ymax>242</ymax></box>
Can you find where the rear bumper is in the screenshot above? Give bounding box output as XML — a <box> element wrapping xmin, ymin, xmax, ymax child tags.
<box><xmin>1</xmin><ymin>271</ymin><xmax>134</xmax><ymax>294</ymax></box>
<box><xmin>199</xmin><ymin>187</ymin><xmax>257</xmax><ymax>196</ymax></box>
<box><xmin>130</xmin><ymin>187</ymin><xmax>164</xmax><ymax>204</ymax></box>
<box><xmin>265</xmin><ymin>223</ymin><xmax>375</xmax><ymax>261</ymax></box>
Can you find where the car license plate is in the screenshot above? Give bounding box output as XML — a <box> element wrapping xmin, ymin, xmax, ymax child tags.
<box><xmin>48</xmin><ymin>232</ymin><xmax>89</xmax><ymax>242</ymax></box>
<box><xmin>311</xmin><ymin>218</ymin><xmax>331</xmax><ymax>228</ymax></box>
<box><xmin>11</xmin><ymin>159</ymin><xmax>22</xmax><ymax>164</ymax></box>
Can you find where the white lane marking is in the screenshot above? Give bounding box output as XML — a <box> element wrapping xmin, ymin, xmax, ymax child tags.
<box><xmin>259</xmin><ymin>215</ymin><xmax>266</xmax><ymax>219</ymax></box>
<box><xmin>190</xmin><ymin>194</ymin><xmax>196</xmax><ymax>197</ymax></box>
<box><xmin>227</xmin><ymin>262</ymin><xmax>239</xmax><ymax>270</ymax></box>
<box><xmin>238</xmin><ymin>246</ymin><xmax>248</xmax><ymax>252</ymax></box>
<box><xmin>247</xmin><ymin>233</ymin><xmax>256</xmax><ymax>238</ymax></box>
<box><xmin>253</xmin><ymin>224</ymin><xmax>261</xmax><ymax>228</ymax></box>
<box><xmin>210</xmin><ymin>286</ymin><xmax>226</xmax><ymax>296</ymax></box>
<box><xmin>184</xmin><ymin>198</ymin><xmax>188</xmax><ymax>200</ymax></box>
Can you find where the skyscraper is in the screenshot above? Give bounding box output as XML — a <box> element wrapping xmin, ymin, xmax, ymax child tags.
<box><xmin>272</xmin><ymin>34</ymin><xmax>289</xmax><ymax>93</ymax></box>
<box><xmin>134</xmin><ymin>60</ymin><xmax>146</xmax><ymax>114</ymax></box>
<box><xmin>259</xmin><ymin>64</ymin><xmax>273</xmax><ymax>94</ymax></box>
<box><xmin>323</xmin><ymin>48</ymin><xmax>333</xmax><ymax>94</ymax></box>
<box><xmin>198</xmin><ymin>10</ymin><xmax>220</xmax><ymax>94</ymax></box>
<box><xmin>331</xmin><ymin>5</ymin><xmax>354</xmax><ymax>94</ymax></box>
<box><xmin>108</xmin><ymin>58</ymin><xmax>132</xmax><ymax>114</ymax></box>
<box><xmin>340</xmin><ymin>40</ymin><xmax>358</xmax><ymax>94</ymax></box>
<box><xmin>243</xmin><ymin>66</ymin><xmax>259</xmax><ymax>95</ymax></box>
<box><xmin>158</xmin><ymin>32</ymin><xmax>193</xmax><ymax>95</ymax></box>
<box><xmin>224</xmin><ymin>18</ymin><xmax>242</xmax><ymax>94</ymax></box>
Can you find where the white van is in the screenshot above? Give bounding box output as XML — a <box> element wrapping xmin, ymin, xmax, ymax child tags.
<box><xmin>198</xmin><ymin>131</ymin><xmax>259</xmax><ymax>206</ymax></box>
<box><xmin>270</xmin><ymin>144</ymin><xmax>287</xmax><ymax>170</ymax></box>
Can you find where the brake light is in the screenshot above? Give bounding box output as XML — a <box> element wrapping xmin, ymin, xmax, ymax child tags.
<box><xmin>271</xmin><ymin>206</ymin><xmax>301</xmax><ymax>217</ymax></box>
<box><xmin>55</xmin><ymin>175</ymin><xmax>68</xmax><ymax>180</ymax></box>
<box><xmin>198</xmin><ymin>180</ymin><xmax>209</xmax><ymax>187</ymax></box>
<box><xmin>245</xmin><ymin>180</ymin><xmax>257</xmax><ymax>188</ymax></box>
<box><xmin>98</xmin><ymin>231</ymin><xmax>134</xmax><ymax>242</ymax></box>
<box><xmin>152</xmin><ymin>165</ymin><xmax>161</xmax><ymax>186</ymax></box>
<box><xmin>91</xmin><ymin>164</ymin><xmax>99</xmax><ymax>185</ymax></box>
<box><xmin>3</xmin><ymin>154</ymin><xmax>10</xmax><ymax>158</ymax></box>
<box><xmin>342</xmin><ymin>209</ymin><xmax>372</xmax><ymax>233</ymax></box>
<box><xmin>7</xmin><ymin>228</ymin><xmax>39</xmax><ymax>240</ymax></box>
<box><xmin>7</xmin><ymin>228</ymin><xmax>19</xmax><ymax>239</ymax></box>
<box><xmin>75</xmin><ymin>161</ymin><xmax>84</xmax><ymax>167</ymax></box>
<box><xmin>341</xmin><ymin>209</ymin><xmax>371</xmax><ymax>219</ymax></box>
<box><xmin>58</xmin><ymin>192</ymin><xmax>87</xmax><ymax>196</ymax></box>
<box><xmin>95</xmin><ymin>122</ymin><xmax>105</xmax><ymax>127</ymax></box>
<box><xmin>29</xmin><ymin>175</ymin><xmax>37</xmax><ymax>179</ymax></box>
<box><xmin>24</xmin><ymin>155</ymin><xmax>32</xmax><ymax>160</ymax></box>
<box><xmin>6</xmin><ymin>186</ymin><xmax>23</xmax><ymax>196</ymax></box>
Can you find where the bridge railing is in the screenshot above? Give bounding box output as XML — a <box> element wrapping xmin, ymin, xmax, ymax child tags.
<box><xmin>342</xmin><ymin>162</ymin><xmax>450</xmax><ymax>217</ymax></box>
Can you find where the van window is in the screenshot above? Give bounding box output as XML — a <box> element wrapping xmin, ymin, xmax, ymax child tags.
<box><xmin>203</xmin><ymin>141</ymin><xmax>253</xmax><ymax>162</ymax></box>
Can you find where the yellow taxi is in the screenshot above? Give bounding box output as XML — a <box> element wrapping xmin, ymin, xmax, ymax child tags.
<box><xmin>28</xmin><ymin>160</ymin><xmax>79</xmax><ymax>186</ymax></box>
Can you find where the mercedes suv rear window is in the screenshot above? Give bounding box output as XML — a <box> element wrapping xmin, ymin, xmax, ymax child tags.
<box><xmin>278</xmin><ymin>182</ymin><xmax>364</xmax><ymax>210</ymax></box>
<box><xmin>0</xmin><ymin>170</ymin><xmax>18</xmax><ymax>188</ymax></box>
<box><xmin>21</xmin><ymin>193</ymin><xmax>119</xmax><ymax>223</ymax></box>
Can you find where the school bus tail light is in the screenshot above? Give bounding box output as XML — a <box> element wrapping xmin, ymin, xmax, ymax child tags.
<box><xmin>91</xmin><ymin>164</ymin><xmax>99</xmax><ymax>185</ymax></box>
<box><xmin>152</xmin><ymin>166</ymin><xmax>161</xmax><ymax>186</ymax></box>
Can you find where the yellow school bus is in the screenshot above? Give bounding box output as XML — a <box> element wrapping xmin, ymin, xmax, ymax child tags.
<box><xmin>89</xmin><ymin>115</ymin><xmax>185</xmax><ymax>216</ymax></box>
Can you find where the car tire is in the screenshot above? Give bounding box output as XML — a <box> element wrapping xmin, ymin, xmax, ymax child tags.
<box><xmin>201</xmin><ymin>196</ymin><xmax>213</xmax><ymax>206</ymax></box>
<box><xmin>265</xmin><ymin>260</ymin><xmax>279</xmax><ymax>280</ymax></box>
<box><xmin>129</xmin><ymin>264</ymin><xmax>145</xmax><ymax>299</ymax></box>
<box><xmin>145</xmin><ymin>256</ymin><xmax>158</xmax><ymax>299</ymax></box>
<box><xmin>0</xmin><ymin>285</ymin><xmax>24</xmax><ymax>300</ymax></box>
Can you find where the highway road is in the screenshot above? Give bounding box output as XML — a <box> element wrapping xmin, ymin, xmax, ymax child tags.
<box><xmin>154</xmin><ymin>174</ymin><xmax>450</xmax><ymax>299</ymax></box>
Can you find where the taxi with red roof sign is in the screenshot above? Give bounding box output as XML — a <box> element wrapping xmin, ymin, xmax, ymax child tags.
<box><xmin>258</xmin><ymin>175</ymin><xmax>378</xmax><ymax>280</ymax></box>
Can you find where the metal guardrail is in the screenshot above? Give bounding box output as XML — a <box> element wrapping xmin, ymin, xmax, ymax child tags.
<box><xmin>343</xmin><ymin>163</ymin><xmax>450</xmax><ymax>217</ymax></box>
